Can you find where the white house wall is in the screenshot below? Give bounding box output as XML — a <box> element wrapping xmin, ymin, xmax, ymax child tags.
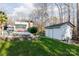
<box><xmin>26</xmin><ymin>23</ymin><xmax>28</xmax><ymax>29</ymax></box>
<box><xmin>45</xmin><ymin>24</ymin><xmax>73</xmax><ymax>40</ymax></box>
<box><xmin>45</xmin><ymin>29</ymin><xmax>53</xmax><ymax>38</ymax></box>
<box><xmin>30</xmin><ymin>23</ymin><xmax>33</xmax><ymax>27</ymax></box>
<box><xmin>64</xmin><ymin>25</ymin><xmax>72</xmax><ymax>40</ymax></box>
<box><xmin>45</xmin><ymin>28</ymin><xmax>63</xmax><ymax>40</ymax></box>
<box><xmin>52</xmin><ymin>28</ymin><xmax>62</xmax><ymax>40</ymax></box>
<box><xmin>14</xmin><ymin>22</ymin><xmax>28</xmax><ymax>30</ymax></box>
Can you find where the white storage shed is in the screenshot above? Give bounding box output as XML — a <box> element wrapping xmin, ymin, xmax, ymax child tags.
<box><xmin>45</xmin><ymin>22</ymin><xmax>74</xmax><ymax>42</ymax></box>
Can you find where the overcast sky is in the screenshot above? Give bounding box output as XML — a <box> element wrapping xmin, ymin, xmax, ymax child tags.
<box><xmin>0</xmin><ymin>3</ymin><xmax>76</xmax><ymax>21</ymax></box>
<box><xmin>0</xmin><ymin>3</ymin><xmax>34</xmax><ymax>20</ymax></box>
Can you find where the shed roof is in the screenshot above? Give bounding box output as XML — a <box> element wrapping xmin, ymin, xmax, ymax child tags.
<box><xmin>45</xmin><ymin>22</ymin><xmax>75</xmax><ymax>29</ymax></box>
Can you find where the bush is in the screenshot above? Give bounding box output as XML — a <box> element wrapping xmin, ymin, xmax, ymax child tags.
<box><xmin>37</xmin><ymin>31</ymin><xmax>45</xmax><ymax>36</ymax></box>
<box><xmin>27</xmin><ymin>27</ymin><xmax>37</xmax><ymax>34</ymax></box>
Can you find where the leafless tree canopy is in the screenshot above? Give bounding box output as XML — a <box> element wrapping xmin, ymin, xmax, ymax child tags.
<box><xmin>29</xmin><ymin>3</ymin><xmax>77</xmax><ymax>33</ymax></box>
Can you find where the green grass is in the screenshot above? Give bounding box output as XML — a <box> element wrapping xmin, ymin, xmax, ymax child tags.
<box><xmin>0</xmin><ymin>36</ymin><xmax>79</xmax><ymax>56</ymax></box>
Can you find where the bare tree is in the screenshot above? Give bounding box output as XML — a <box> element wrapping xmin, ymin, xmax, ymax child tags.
<box><xmin>29</xmin><ymin>3</ymin><xmax>77</xmax><ymax>37</ymax></box>
<box><xmin>32</xmin><ymin>3</ymin><xmax>48</xmax><ymax>32</ymax></box>
<box><xmin>77</xmin><ymin>3</ymin><xmax>79</xmax><ymax>37</ymax></box>
<box><xmin>55</xmin><ymin>3</ymin><xmax>63</xmax><ymax>23</ymax></box>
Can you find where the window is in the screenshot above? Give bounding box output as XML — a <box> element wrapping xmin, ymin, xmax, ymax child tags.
<box><xmin>15</xmin><ymin>24</ymin><xmax>26</xmax><ymax>29</ymax></box>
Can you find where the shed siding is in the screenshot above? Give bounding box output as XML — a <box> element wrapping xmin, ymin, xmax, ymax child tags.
<box><xmin>45</xmin><ymin>24</ymin><xmax>72</xmax><ymax>41</ymax></box>
<box><xmin>52</xmin><ymin>28</ymin><xmax>62</xmax><ymax>40</ymax></box>
<box><xmin>45</xmin><ymin>29</ymin><xmax>53</xmax><ymax>38</ymax></box>
<box><xmin>64</xmin><ymin>25</ymin><xmax>72</xmax><ymax>40</ymax></box>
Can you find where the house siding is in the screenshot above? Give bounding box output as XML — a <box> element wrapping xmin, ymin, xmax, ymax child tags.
<box><xmin>45</xmin><ymin>24</ymin><xmax>72</xmax><ymax>41</ymax></box>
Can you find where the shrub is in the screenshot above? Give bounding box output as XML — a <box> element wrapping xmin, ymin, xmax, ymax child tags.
<box><xmin>27</xmin><ymin>27</ymin><xmax>37</xmax><ymax>34</ymax></box>
<box><xmin>37</xmin><ymin>31</ymin><xmax>45</xmax><ymax>36</ymax></box>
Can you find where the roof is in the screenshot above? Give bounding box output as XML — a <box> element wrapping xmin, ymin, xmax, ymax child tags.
<box><xmin>45</xmin><ymin>22</ymin><xmax>75</xmax><ymax>29</ymax></box>
<box><xmin>16</xmin><ymin>20</ymin><xmax>33</xmax><ymax>22</ymax></box>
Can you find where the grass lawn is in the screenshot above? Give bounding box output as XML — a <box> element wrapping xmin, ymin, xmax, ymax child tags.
<box><xmin>0</xmin><ymin>36</ymin><xmax>79</xmax><ymax>56</ymax></box>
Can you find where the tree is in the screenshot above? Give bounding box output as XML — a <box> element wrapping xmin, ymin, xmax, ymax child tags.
<box><xmin>77</xmin><ymin>3</ymin><xmax>79</xmax><ymax>36</ymax></box>
<box><xmin>47</xmin><ymin>3</ymin><xmax>65</xmax><ymax>24</ymax></box>
<box><xmin>0</xmin><ymin>11</ymin><xmax>7</xmax><ymax>35</ymax></box>
<box><xmin>55</xmin><ymin>3</ymin><xmax>63</xmax><ymax>23</ymax></box>
<box><xmin>33</xmin><ymin>3</ymin><xmax>48</xmax><ymax>32</ymax></box>
<box><xmin>63</xmin><ymin>3</ymin><xmax>78</xmax><ymax>38</ymax></box>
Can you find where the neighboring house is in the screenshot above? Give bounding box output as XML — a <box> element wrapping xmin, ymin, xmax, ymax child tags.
<box><xmin>14</xmin><ymin>20</ymin><xmax>33</xmax><ymax>32</ymax></box>
<box><xmin>2</xmin><ymin>20</ymin><xmax>34</xmax><ymax>36</ymax></box>
<box><xmin>45</xmin><ymin>22</ymin><xmax>74</xmax><ymax>43</ymax></box>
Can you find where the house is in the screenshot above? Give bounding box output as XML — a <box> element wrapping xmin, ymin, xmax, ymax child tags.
<box><xmin>14</xmin><ymin>20</ymin><xmax>33</xmax><ymax>32</ymax></box>
<box><xmin>45</xmin><ymin>22</ymin><xmax>75</xmax><ymax>43</ymax></box>
<box><xmin>3</xmin><ymin>20</ymin><xmax>34</xmax><ymax>35</ymax></box>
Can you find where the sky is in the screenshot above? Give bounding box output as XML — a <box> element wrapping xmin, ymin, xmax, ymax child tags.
<box><xmin>0</xmin><ymin>3</ymin><xmax>34</xmax><ymax>20</ymax></box>
<box><xmin>0</xmin><ymin>3</ymin><xmax>77</xmax><ymax>21</ymax></box>
<box><xmin>0</xmin><ymin>3</ymin><xmax>62</xmax><ymax>21</ymax></box>
<box><xmin>0</xmin><ymin>3</ymin><xmax>60</xmax><ymax>19</ymax></box>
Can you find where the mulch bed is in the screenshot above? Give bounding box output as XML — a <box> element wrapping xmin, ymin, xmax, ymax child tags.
<box><xmin>71</xmin><ymin>38</ymin><xmax>79</xmax><ymax>44</ymax></box>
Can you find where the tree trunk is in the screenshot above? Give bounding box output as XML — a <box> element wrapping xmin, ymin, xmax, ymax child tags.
<box><xmin>1</xmin><ymin>24</ymin><xmax>4</xmax><ymax>36</ymax></box>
